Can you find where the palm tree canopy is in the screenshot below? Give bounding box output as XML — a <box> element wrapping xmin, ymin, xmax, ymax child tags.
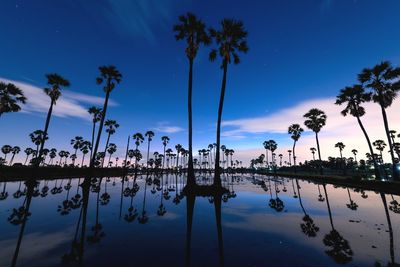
<box><xmin>303</xmin><ymin>108</ymin><xmax>327</xmax><ymax>133</ymax></box>
<box><xmin>105</xmin><ymin>119</ymin><xmax>119</xmax><ymax>134</ymax></box>
<box><xmin>70</xmin><ymin>136</ymin><xmax>84</xmax><ymax>149</ymax></box>
<box><xmin>145</xmin><ymin>131</ymin><xmax>155</xmax><ymax>141</ymax></box>
<box><xmin>44</xmin><ymin>73</ymin><xmax>70</xmax><ymax>103</ymax></box>
<box><xmin>107</xmin><ymin>143</ymin><xmax>117</xmax><ymax>154</ymax></box>
<box><xmin>373</xmin><ymin>139</ymin><xmax>386</xmax><ymax>151</ymax></box>
<box><xmin>288</xmin><ymin>123</ymin><xmax>304</xmax><ymax>141</ymax></box>
<box><xmin>96</xmin><ymin>65</ymin><xmax>122</xmax><ymax>93</ymax></box>
<box><xmin>88</xmin><ymin>106</ymin><xmax>102</xmax><ymax>123</ymax></box>
<box><xmin>173</xmin><ymin>12</ymin><xmax>211</xmax><ymax>59</ymax></box>
<box><xmin>335</xmin><ymin>85</ymin><xmax>371</xmax><ymax>117</ymax></box>
<box><xmin>161</xmin><ymin>136</ymin><xmax>170</xmax><ymax>146</ymax></box>
<box><xmin>334</xmin><ymin>142</ymin><xmax>345</xmax><ymax>151</ymax></box>
<box><xmin>209</xmin><ymin>19</ymin><xmax>249</xmax><ymax>66</ymax></box>
<box><xmin>358</xmin><ymin>61</ymin><xmax>400</xmax><ymax>108</ymax></box>
<box><xmin>0</xmin><ymin>82</ymin><xmax>27</xmax><ymax>116</ymax></box>
<box><xmin>133</xmin><ymin>133</ymin><xmax>144</xmax><ymax>145</ymax></box>
<box><xmin>29</xmin><ymin>130</ymin><xmax>48</xmax><ymax>146</ymax></box>
<box><xmin>1</xmin><ymin>145</ymin><xmax>12</xmax><ymax>154</ymax></box>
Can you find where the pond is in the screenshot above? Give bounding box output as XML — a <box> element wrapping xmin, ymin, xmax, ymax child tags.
<box><xmin>0</xmin><ymin>174</ymin><xmax>399</xmax><ymax>267</ymax></box>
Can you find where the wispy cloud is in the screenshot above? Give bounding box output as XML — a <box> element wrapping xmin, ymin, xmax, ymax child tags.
<box><xmin>222</xmin><ymin>97</ymin><xmax>400</xmax><ymax>164</ymax></box>
<box><xmin>1</xmin><ymin>78</ymin><xmax>117</xmax><ymax>121</ymax></box>
<box><xmin>154</xmin><ymin>122</ymin><xmax>185</xmax><ymax>134</ymax></box>
<box><xmin>96</xmin><ymin>0</ymin><xmax>176</xmax><ymax>44</ymax></box>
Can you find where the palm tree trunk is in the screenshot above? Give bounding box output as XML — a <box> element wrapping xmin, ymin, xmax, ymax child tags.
<box><xmin>90</xmin><ymin>122</ymin><xmax>96</xmax><ymax>160</ymax></box>
<box><xmin>38</xmin><ymin>100</ymin><xmax>54</xmax><ymax>166</ymax></box>
<box><xmin>323</xmin><ymin>184</ymin><xmax>334</xmax><ymax>230</ymax></box>
<box><xmin>315</xmin><ymin>132</ymin><xmax>323</xmax><ymax>175</ymax></box>
<box><xmin>102</xmin><ymin>133</ymin><xmax>111</xmax><ymax>167</ymax></box>
<box><xmin>265</xmin><ymin>149</ymin><xmax>269</xmax><ymax>168</ymax></box>
<box><xmin>380</xmin><ymin>105</ymin><xmax>399</xmax><ymax>181</ymax></box>
<box><xmin>91</xmin><ymin>90</ymin><xmax>110</xmax><ymax>168</ymax></box>
<box><xmin>81</xmin><ymin>154</ymin><xmax>85</xmax><ymax>167</ymax></box>
<box><xmin>214</xmin><ymin>62</ymin><xmax>228</xmax><ymax>186</ymax></box>
<box><xmin>292</xmin><ymin>141</ymin><xmax>297</xmax><ymax>173</ymax></box>
<box><xmin>186</xmin><ymin>58</ymin><xmax>196</xmax><ymax>186</ymax></box>
<box><xmin>380</xmin><ymin>193</ymin><xmax>395</xmax><ymax>264</ymax></box>
<box><xmin>214</xmin><ymin>194</ymin><xmax>225</xmax><ymax>267</ymax></box>
<box><xmin>24</xmin><ymin>155</ymin><xmax>29</xmax><ymax>165</ymax></box>
<box><xmin>9</xmin><ymin>154</ymin><xmax>15</xmax><ymax>166</ymax></box>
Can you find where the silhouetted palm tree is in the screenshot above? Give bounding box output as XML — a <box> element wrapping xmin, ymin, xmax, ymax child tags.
<box><xmin>263</xmin><ymin>141</ymin><xmax>270</xmax><ymax>168</ymax></box>
<box><xmin>80</xmin><ymin>141</ymin><xmax>91</xmax><ymax>167</ymax></box>
<box><xmin>37</xmin><ymin>74</ymin><xmax>70</xmax><ymax>165</ymax></box>
<box><xmin>102</xmin><ymin>119</ymin><xmax>119</xmax><ymax>167</ymax></box>
<box><xmin>0</xmin><ymin>82</ymin><xmax>26</xmax><ymax>118</ymax></box>
<box><xmin>334</xmin><ymin>142</ymin><xmax>345</xmax><ymax>173</ymax></box>
<box><xmin>358</xmin><ymin>61</ymin><xmax>400</xmax><ymax>181</ymax></box>
<box><xmin>23</xmin><ymin>147</ymin><xmax>34</xmax><ymax>165</ymax></box>
<box><xmin>91</xmin><ymin>65</ymin><xmax>122</xmax><ymax>167</ymax></box>
<box><xmin>8</xmin><ymin>146</ymin><xmax>20</xmax><ymax>166</ymax></box>
<box><xmin>87</xmin><ymin>106</ymin><xmax>102</xmax><ymax>159</ymax></box>
<box><xmin>30</xmin><ymin>130</ymin><xmax>48</xmax><ymax>162</ymax></box>
<box><xmin>304</xmin><ymin>108</ymin><xmax>327</xmax><ymax>174</ymax></box>
<box><xmin>48</xmin><ymin>148</ymin><xmax>57</xmax><ymax>165</ymax></box>
<box><xmin>175</xmin><ymin>144</ymin><xmax>183</xmax><ymax>169</ymax></box>
<box><xmin>174</xmin><ymin>13</ymin><xmax>210</xmax><ymax>185</ymax></box>
<box><xmin>71</xmin><ymin>136</ymin><xmax>83</xmax><ymax>166</ymax></box>
<box><xmin>161</xmin><ymin>136</ymin><xmax>170</xmax><ymax>170</ymax></box>
<box><xmin>373</xmin><ymin>139</ymin><xmax>386</xmax><ymax>162</ymax></box>
<box><xmin>209</xmin><ymin>18</ymin><xmax>248</xmax><ymax>185</ymax></box>
<box><xmin>145</xmin><ymin>131</ymin><xmax>155</xmax><ymax>170</ymax></box>
<box><xmin>106</xmin><ymin>143</ymin><xmax>117</xmax><ymax>167</ymax></box>
<box><xmin>310</xmin><ymin>147</ymin><xmax>316</xmax><ymax>161</ymax></box>
<box><xmin>1</xmin><ymin>145</ymin><xmax>12</xmax><ymax>163</ymax></box>
<box><xmin>288</xmin><ymin>123</ymin><xmax>304</xmax><ymax>171</ymax></box>
<box><xmin>351</xmin><ymin>149</ymin><xmax>358</xmax><ymax>162</ymax></box>
<box><xmin>335</xmin><ymin>84</ymin><xmax>380</xmax><ymax>178</ymax></box>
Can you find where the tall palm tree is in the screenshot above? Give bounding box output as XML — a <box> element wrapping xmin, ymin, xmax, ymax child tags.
<box><xmin>80</xmin><ymin>141</ymin><xmax>91</xmax><ymax>167</ymax></box>
<box><xmin>335</xmin><ymin>142</ymin><xmax>345</xmax><ymax>160</ymax></box>
<box><xmin>263</xmin><ymin>140</ymin><xmax>270</xmax><ymax>168</ymax></box>
<box><xmin>133</xmin><ymin>132</ymin><xmax>144</xmax><ymax>170</ymax></box>
<box><xmin>351</xmin><ymin>149</ymin><xmax>358</xmax><ymax>162</ymax></box>
<box><xmin>23</xmin><ymin>148</ymin><xmax>34</xmax><ymax>165</ymax></box>
<box><xmin>87</xmin><ymin>106</ymin><xmax>102</xmax><ymax>159</ymax></box>
<box><xmin>145</xmin><ymin>131</ymin><xmax>155</xmax><ymax>170</ymax></box>
<box><xmin>175</xmin><ymin>144</ymin><xmax>183</xmax><ymax>169</ymax></box>
<box><xmin>173</xmin><ymin>12</ymin><xmax>210</xmax><ymax>186</ymax></box>
<box><xmin>38</xmin><ymin>74</ymin><xmax>70</xmax><ymax>165</ymax></box>
<box><xmin>70</xmin><ymin>136</ymin><xmax>84</xmax><ymax>166</ymax></box>
<box><xmin>209</xmin><ymin>18</ymin><xmax>249</xmax><ymax>185</ymax></box>
<box><xmin>48</xmin><ymin>148</ymin><xmax>57</xmax><ymax>165</ymax></box>
<box><xmin>1</xmin><ymin>145</ymin><xmax>12</xmax><ymax>162</ymax></box>
<box><xmin>161</xmin><ymin>136</ymin><xmax>170</xmax><ymax>170</ymax></box>
<box><xmin>373</xmin><ymin>139</ymin><xmax>386</xmax><ymax>162</ymax></box>
<box><xmin>335</xmin><ymin>84</ymin><xmax>380</xmax><ymax>178</ymax></box>
<box><xmin>288</xmin><ymin>123</ymin><xmax>304</xmax><ymax>170</ymax></box>
<box><xmin>358</xmin><ymin>61</ymin><xmax>400</xmax><ymax>181</ymax></box>
<box><xmin>304</xmin><ymin>108</ymin><xmax>327</xmax><ymax>174</ymax></box>
<box><xmin>0</xmin><ymin>82</ymin><xmax>26</xmax><ymax>117</ymax></box>
<box><xmin>310</xmin><ymin>147</ymin><xmax>316</xmax><ymax>160</ymax></box>
<box><xmin>287</xmin><ymin>150</ymin><xmax>292</xmax><ymax>166</ymax></box>
<box><xmin>29</xmin><ymin>130</ymin><xmax>48</xmax><ymax>159</ymax></box>
<box><xmin>91</xmin><ymin>65</ymin><xmax>122</xmax><ymax>168</ymax></box>
<box><xmin>9</xmin><ymin>146</ymin><xmax>20</xmax><ymax>166</ymax></box>
<box><xmin>102</xmin><ymin>119</ymin><xmax>119</xmax><ymax>167</ymax></box>
<box><xmin>106</xmin><ymin>143</ymin><xmax>117</xmax><ymax>167</ymax></box>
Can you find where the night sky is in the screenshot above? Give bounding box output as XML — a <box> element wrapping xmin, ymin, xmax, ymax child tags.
<box><xmin>1</xmin><ymin>0</ymin><xmax>400</xmax><ymax>164</ymax></box>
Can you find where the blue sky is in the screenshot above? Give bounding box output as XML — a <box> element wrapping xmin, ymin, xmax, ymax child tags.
<box><xmin>1</xmin><ymin>0</ymin><xmax>400</xmax><ymax>164</ymax></box>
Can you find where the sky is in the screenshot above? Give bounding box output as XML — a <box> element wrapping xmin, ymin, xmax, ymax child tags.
<box><xmin>1</xmin><ymin>0</ymin><xmax>400</xmax><ymax>165</ymax></box>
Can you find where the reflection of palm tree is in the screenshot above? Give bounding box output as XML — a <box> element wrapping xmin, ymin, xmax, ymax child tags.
<box><xmin>296</xmin><ymin>180</ymin><xmax>319</xmax><ymax>237</ymax></box>
<box><xmin>0</xmin><ymin>182</ymin><xmax>8</xmax><ymax>200</ymax></box>
<box><xmin>317</xmin><ymin>184</ymin><xmax>325</xmax><ymax>202</ymax></box>
<box><xmin>138</xmin><ymin>179</ymin><xmax>149</xmax><ymax>224</ymax></box>
<box><xmin>87</xmin><ymin>178</ymin><xmax>105</xmax><ymax>243</ymax></box>
<box><xmin>345</xmin><ymin>188</ymin><xmax>358</xmax><ymax>210</ymax></box>
<box><xmin>389</xmin><ymin>195</ymin><xmax>400</xmax><ymax>214</ymax></box>
<box><xmin>10</xmin><ymin>179</ymin><xmax>37</xmax><ymax>267</ymax></box>
<box><xmin>322</xmin><ymin>185</ymin><xmax>353</xmax><ymax>264</ymax></box>
<box><xmin>380</xmin><ymin>193</ymin><xmax>398</xmax><ymax>266</ymax></box>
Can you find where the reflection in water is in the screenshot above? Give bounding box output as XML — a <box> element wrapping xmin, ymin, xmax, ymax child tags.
<box><xmin>0</xmin><ymin>174</ymin><xmax>399</xmax><ymax>266</ymax></box>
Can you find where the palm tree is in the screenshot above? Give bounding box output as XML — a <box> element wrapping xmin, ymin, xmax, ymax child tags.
<box><xmin>287</xmin><ymin>150</ymin><xmax>292</xmax><ymax>166</ymax></box>
<box><xmin>48</xmin><ymin>148</ymin><xmax>57</xmax><ymax>165</ymax></box>
<box><xmin>38</xmin><ymin>74</ymin><xmax>70</xmax><ymax>165</ymax></box>
<box><xmin>351</xmin><ymin>149</ymin><xmax>358</xmax><ymax>162</ymax></box>
<box><xmin>310</xmin><ymin>147</ymin><xmax>316</xmax><ymax>160</ymax></box>
<box><xmin>29</xmin><ymin>130</ymin><xmax>48</xmax><ymax>160</ymax></box>
<box><xmin>373</xmin><ymin>139</ymin><xmax>386</xmax><ymax>162</ymax></box>
<box><xmin>9</xmin><ymin>146</ymin><xmax>21</xmax><ymax>166</ymax></box>
<box><xmin>175</xmin><ymin>144</ymin><xmax>183</xmax><ymax>169</ymax></box>
<box><xmin>70</xmin><ymin>136</ymin><xmax>84</xmax><ymax>166</ymax></box>
<box><xmin>288</xmin><ymin>123</ymin><xmax>304</xmax><ymax>170</ymax></box>
<box><xmin>88</xmin><ymin>106</ymin><xmax>102</xmax><ymax>159</ymax></box>
<box><xmin>145</xmin><ymin>131</ymin><xmax>155</xmax><ymax>170</ymax></box>
<box><xmin>335</xmin><ymin>84</ymin><xmax>380</xmax><ymax>178</ymax></box>
<box><xmin>80</xmin><ymin>141</ymin><xmax>91</xmax><ymax>167</ymax></box>
<box><xmin>23</xmin><ymin>148</ymin><xmax>34</xmax><ymax>165</ymax></box>
<box><xmin>1</xmin><ymin>145</ymin><xmax>12</xmax><ymax>163</ymax></box>
<box><xmin>106</xmin><ymin>143</ymin><xmax>117</xmax><ymax>167</ymax></box>
<box><xmin>91</xmin><ymin>65</ymin><xmax>122</xmax><ymax>168</ymax></box>
<box><xmin>174</xmin><ymin>13</ymin><xmax>210</xmax><ymax>185</ymax></box>
<box><xmin>209</xmin><ymin>18</ymin><xmax>249</xmax><ymax>185</ymax></box>
<box><xmin>263</xmin><ymin>140</ymin><xmax>270</xmax><ymax>167</ymax></box>
<box><xmin>335</xmin><ymin>142</ymin><xmax>345</xmax><ymax>159</ymax></box>
<box><xmin>161</xmin><ymin>136</ymin><xmax>170</xmax><ymax>170</ymax></box>
<box><xmin>0</xmin><ymin>82</ymin><xmax>26</xmax><ymax>117</ymax></box>
<box><xmin>304</xmin><ymin>108</ymin><xmax>327</xmax><ymax>174</ymax></box>
<box><xmin>358</xmin><ymin>61</ymin><xmax>400</xmax><ymax>181</ymax></box>
<box><xmin>102</xmin><ymin>119</ymin><xmax>119</xmax><ymax>167</ymax></box>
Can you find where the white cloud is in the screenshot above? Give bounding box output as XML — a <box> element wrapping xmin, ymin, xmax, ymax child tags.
<box><xmin>154</xmin><ymin>122</ymin><xmax>185</xmax><ymax>134</ymax></box>
<box><xmin>222</xmin><ymin>97</ymin><xmax>400</xmax><ymax>165</ymax></box>
<box><xmin>1</xmin><ymin>78</ymin><xmax>117</xmax><ymax>121</ymax></box>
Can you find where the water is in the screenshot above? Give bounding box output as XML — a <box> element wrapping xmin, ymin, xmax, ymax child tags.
<box><xmin>0</xmin><ymin>174</ymin><xmax>399</xmax><ymax>267</ymax></box>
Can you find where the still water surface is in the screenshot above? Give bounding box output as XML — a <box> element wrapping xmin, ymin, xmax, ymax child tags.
<box><xmin>0</xmin><ymin>174</ymin><xmax>399</xmax><ymax>267</ymax></box>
